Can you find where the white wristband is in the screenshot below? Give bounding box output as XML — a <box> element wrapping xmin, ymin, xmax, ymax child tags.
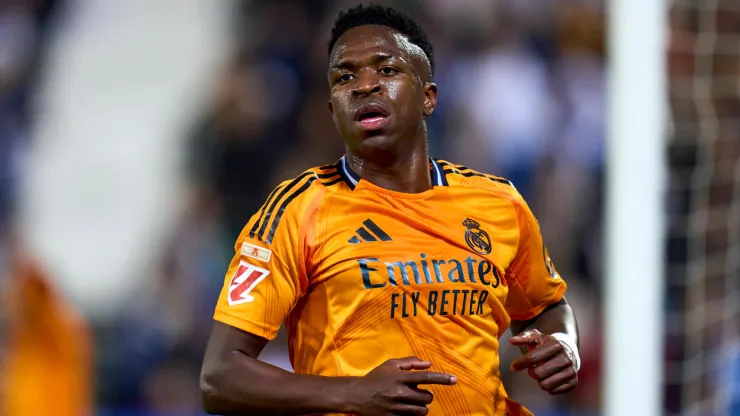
<box><xmin>550</xmin><ymin>332</ymin><xmax>581</xmax><ymax>372</ymax></box>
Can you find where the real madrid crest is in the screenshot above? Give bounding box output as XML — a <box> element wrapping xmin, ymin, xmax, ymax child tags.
<box><xmin>463</xmin><ymin>218</ymin><xmax>491</xmax><ymax>255</ymax></box>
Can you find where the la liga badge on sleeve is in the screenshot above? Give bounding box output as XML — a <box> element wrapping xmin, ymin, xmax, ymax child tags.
<box><xmin>241</xmin><ymin>242</ymin><xmax>272</xmax><ymax>262</ymax></box>
<box><xmin>228</xmin><ymin>260</ymin><xmax>270</xmax><ymax>306</ymax></box>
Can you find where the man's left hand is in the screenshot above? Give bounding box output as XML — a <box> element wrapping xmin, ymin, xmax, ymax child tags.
<box><xmin>509</xmin><ymin>329</ymin><xmax>578</xmax><ymax>395</ymax></box>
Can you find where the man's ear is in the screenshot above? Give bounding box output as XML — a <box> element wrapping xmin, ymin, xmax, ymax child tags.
<box><xmin>423</xmin><ymin>82</ymin><xmax>438</xmax><ymax>117</ymax></box>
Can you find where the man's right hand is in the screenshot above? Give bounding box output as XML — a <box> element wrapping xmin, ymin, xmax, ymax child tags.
<box><xmin>342</xmin><ymin>357</ymin><xmax>457</xmax><ymax>416</ymax></box>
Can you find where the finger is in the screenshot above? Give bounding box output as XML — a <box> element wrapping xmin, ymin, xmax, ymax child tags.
<box><xmin>540</xmin><ymin>367</ymin><xmax>577</xmax><ymax>392</ymax></box>
<box><xmin>403</xmin><ymin>371</ymin><xmax>457</xmax><ymax>386</ymax></box>
<box><xmin>529</xmin><ymin>354</ymin><xmax>572</xmax><ymax>381</ymax></box>
<box><xmin>549</xmin><ymin>378</ymin><xmax>578</xmax><ymax>395</ymax></box>
<box><xmin>389</xmin><ymin>356</ymin><xmax>433</xmax><ymax>371</ymax></box>
<box><xmin>509</xmin><ymin>329</ymin><xmax>543</xmax><ymax>346</ymax></box>
<box><xmin>397</xmin><ymin>386</ymin><xmax>434</xmax><ymax>405</ymax></box>
<box><xmin>510</xmin><ymin>343</ymin><xmax>562</xmax><ymax>371</ymax></box>
<box><xmin>390</xmin><ymin>403</ymin><xmax>429</xmax><ymax>415</ymax></box>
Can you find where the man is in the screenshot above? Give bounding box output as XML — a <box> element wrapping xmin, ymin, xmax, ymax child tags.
<box><xmin>200</xmin><ymin>4</ymin><xmax>579</xmax><ymax>415</ymax></box>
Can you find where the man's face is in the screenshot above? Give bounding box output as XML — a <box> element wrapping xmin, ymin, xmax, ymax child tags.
<box><xmin>328</xmin><ymin>25</ymin><xmax>437</xmax><ymax>152</ymax></box>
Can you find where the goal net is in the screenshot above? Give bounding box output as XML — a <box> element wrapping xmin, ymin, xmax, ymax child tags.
<box><xmin>665</xmin><ymin>0</ymin><xmax>740</xmax><ymax>414</ymax></box>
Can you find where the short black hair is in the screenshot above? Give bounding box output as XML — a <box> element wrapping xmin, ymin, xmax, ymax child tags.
<box><xmin>328</xmin><ymin>3</ymin><xmax>434</xmax><ymax>75</ymax></box>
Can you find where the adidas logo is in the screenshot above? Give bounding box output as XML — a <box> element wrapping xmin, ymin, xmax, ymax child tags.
<box><xmin>348</xmin><ymin>219</ymin><xmax>392</xmax><ymax>244</ymax></box>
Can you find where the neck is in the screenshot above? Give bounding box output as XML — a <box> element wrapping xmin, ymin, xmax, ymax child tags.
<box><xmin>345</xmin><ymin>139</ymin><xmax>432</xmax><ymax>194</ymax></box>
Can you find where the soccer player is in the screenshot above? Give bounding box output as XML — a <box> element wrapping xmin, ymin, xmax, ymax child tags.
<box><xmin>200</xmin><ymin>4</ymin><xmax>580</xmax><ymax>415</ymax></box>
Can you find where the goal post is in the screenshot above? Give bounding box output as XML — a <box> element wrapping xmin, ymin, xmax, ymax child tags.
<box><xmin>605</xmin><ymin>0</ymin><xmax>667</xmax><ymax>415</ymax></box>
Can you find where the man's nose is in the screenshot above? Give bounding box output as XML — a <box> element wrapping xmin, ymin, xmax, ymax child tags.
<box><xmin>352</xmin><ymin>70</ymin><xmax>382</xmax><ymax>97</ymax></box>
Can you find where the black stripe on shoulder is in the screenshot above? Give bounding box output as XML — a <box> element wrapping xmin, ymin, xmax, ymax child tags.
<box><xmin>318</xmin><ymin>164</ymin><xmax>337</xmax><ymax>170</ymax></box>
<box><xmin>249</xmin><ymin>184</ymin><xmax>286</xmax><ymax>239</ymax></box>
<box><xmin>315</xmin><ymin>166</ymin><xmax>342</xmax><ymax>186</ymax></box>
<box><xmin>265</xmin><ymin>175</ymin><xmax>318</xmax><ymax>244</ymax></box>
<box><xmin>436</xmin><ymin>160</ymin><xmax>460</xmax><ymax>175</ymax></box>
<box><xmin>448</xmin><ymin>162</ymin><xmax>477</xmax><ymax>174</ymax></box>
<box><xmin>487</xmin><ymin>176</ymin><xmax>513</xmax><ymax>186</ymax></box>
<box><xmin>321</xmin><ymin>177</ymin><xmax>344</xmax><ymax>187</ymax></box>
<box><xmin>255</xmin><ymin>171</ymin><xmax>314</xmax><ymax>241</ymax></box>
<box><xmin>316</xmin><ymin>169</ymin><xmax>339</xmax><ymax>179</ymax></box>
<box><xmin>450</xmin><ymin>163</ymin><xmax>511</xmax><ymax>184</ymax></box>
<box><xmin>441</xmin><ymin>162</ymin><xmax>513</xmax><ymax>187</ymax></box>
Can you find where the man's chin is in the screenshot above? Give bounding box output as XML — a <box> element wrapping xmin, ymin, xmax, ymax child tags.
<box><xmin>353</xmin><ymin>132</ymin><xmax>399</xmax><ymax>150</ymax></box>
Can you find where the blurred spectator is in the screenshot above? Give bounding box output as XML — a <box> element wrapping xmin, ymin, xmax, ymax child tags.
<box><xmin>448</xmin><ymin>6</ymin><xmax>556</xmax><ymax>201</ymax></box>
<box><xmin>0</xmin><ymin>0</ymin><xmax>59</xmax><ymax>200</ymax></box>
<box><xmin>186</xmin><ymin>53</ymin><xmax>295</xmax><ymax>244</ymax></box>
<box><xmin>1</xmin><ymin>244</ymin><xmax>93</xmax><ymax>416</ymax></box>
<box><xmin>540</xmin><ymin>2</ymin><xmax>605</xmax><ymax>286</ymax></box>
<box><xmin>0</xmin><ymin>0</ymin><xmax>62</xmax><ymax>392</ymax></box>
<box><xmin>0</xmin><ymin>1</ymin><xmax>36</xmax><ymax>236</ymax></box>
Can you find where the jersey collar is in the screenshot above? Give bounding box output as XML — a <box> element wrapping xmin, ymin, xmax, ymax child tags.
<box><xmin>337</xmin><ymin>155</ymin><xmax>448</xmax><ymax>190</ymax></box>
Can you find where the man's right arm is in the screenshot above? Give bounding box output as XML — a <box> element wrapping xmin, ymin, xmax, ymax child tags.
<box><xmin>200</xmin><ymin>322</ymin><xmax>457</xmax><ymax>416</ymax></box>
<box><xmin>200</xmin><ymin>322</ymin><xmax>353</xmax><ymax>415</ymax></box>
<box><xmin>203</xmin><ymin>179</ymin><xmax>456</xmax><ymax>415</ymax></box>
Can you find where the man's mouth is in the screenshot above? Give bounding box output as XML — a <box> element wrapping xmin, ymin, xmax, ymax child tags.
<box><xmin>355</xmin><ymin>104</ymin><xmax>390</xmax><ymax>131</ymax></box>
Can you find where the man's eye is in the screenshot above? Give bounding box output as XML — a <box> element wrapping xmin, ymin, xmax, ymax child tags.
<box><xmin>338</xmin><ymin>73</ymin><xmax>354</xmax><ymax>83</ymax></box>
<box><xmin>380</xmin><ymin>67</ymin><xmax>397</xmax><ymax>75</ymax></box>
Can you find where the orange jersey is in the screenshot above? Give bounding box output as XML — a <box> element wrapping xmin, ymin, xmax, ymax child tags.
<box><xmin>214</xmin><ymin>157</ymin><xmax>567</xmax><ymax>416</ymax></box>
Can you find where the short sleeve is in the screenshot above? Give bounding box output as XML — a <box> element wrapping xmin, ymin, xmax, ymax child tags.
<box><xmin>504</xmin><ymin>196</ymin><xmax>567</xmax><ymax>321</ymax></box>
<box><xmin>213</xmin><ymin>176</ymin><xmax>320</xmax><ymax>340</ymax></box>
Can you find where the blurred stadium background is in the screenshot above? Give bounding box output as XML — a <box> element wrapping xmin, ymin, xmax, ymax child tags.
<box><xmin>0</xmin><ymin>0</ymin><xmax>736</xmax><ymax>415</ymax></box>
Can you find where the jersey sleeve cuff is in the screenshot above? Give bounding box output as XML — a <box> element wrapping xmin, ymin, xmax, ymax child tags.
<box><xmin>213</xmin><ymin>310</ymin><xmax>280</xmax><ymax>341</ymax></box>
<box><xmin>508</xmin><ymin>284</ymin><xmax>567</xmax><ymax>321</ymax></box>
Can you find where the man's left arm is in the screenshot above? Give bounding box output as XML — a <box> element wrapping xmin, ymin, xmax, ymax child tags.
<box><xmin>504</xmin><ymin>196</ymin><xmax>580</xmax><ymax>395</ymax></box>
<box><xmin>509</xmin><ymin>298</ymin><xmax>580</xmax><ymax>395</ymax></box>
